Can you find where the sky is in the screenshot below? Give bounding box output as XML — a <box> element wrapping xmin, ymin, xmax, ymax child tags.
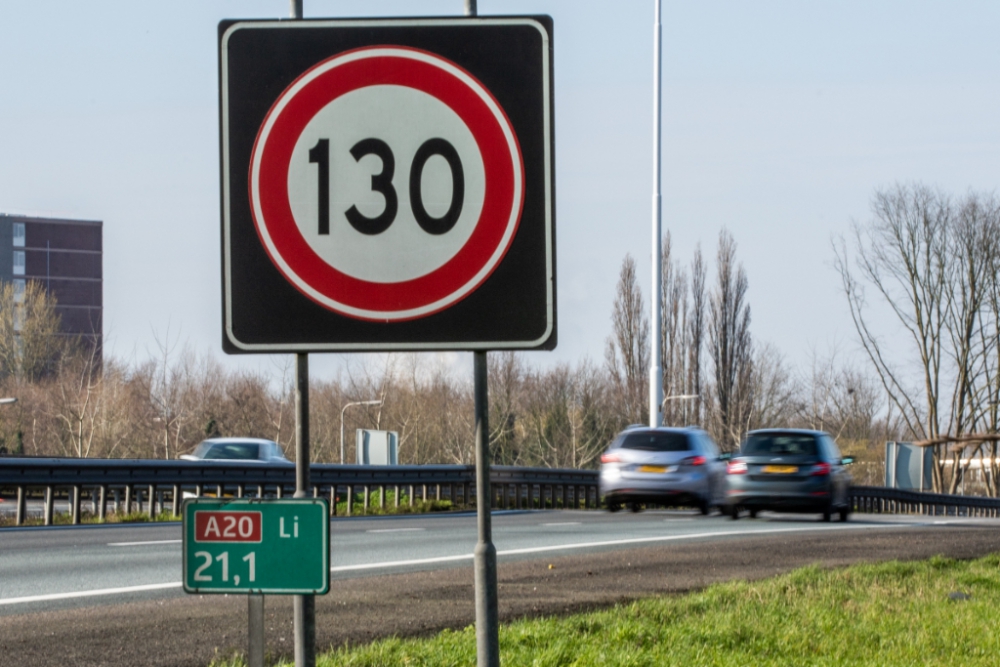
<box><xmin>0</xmin><ymin>0</ymin><xmax>998</xmax><ymax>382</ymax></box>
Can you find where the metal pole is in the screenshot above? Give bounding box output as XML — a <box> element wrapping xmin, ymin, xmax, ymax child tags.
<box><xmin>649</xmin><ymin>0</ymin><xmax>663</xmax><ymax>428</ymax></box>
<box><xmin>248</xmin><ymin>593</ymin><xmax>265</xmax><ymax>667</ymax></box>
<box><xmin>293</xmin><ymin>352</ymin><xmax>315</xmax><ymax>667</ymax></box>
<box><xmin>290</xmin><ymin>13</ymin><xmax>311</xmax><ymax>660</ymax></box>
<box><xmin>340</xmin><ymin>405</ymin><xmax>347</xmax><ymax>464</ymax></box>
<box><xmin>465</xmin><ymin>8</ymin><xmax>496</xmax><ymax>662</ymax></box>
<box><xmin>473</xmin><ymin>351</ymin><xmax>499</xmax><ymax>667</ymax></box>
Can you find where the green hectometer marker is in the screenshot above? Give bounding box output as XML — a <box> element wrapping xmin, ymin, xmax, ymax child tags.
<box><xmin>182</xmin><ymin>498</ymin><xmax>329</xmax><ymax>595</ymax></box>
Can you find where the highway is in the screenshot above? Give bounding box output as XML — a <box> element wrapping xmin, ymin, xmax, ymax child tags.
<box><xmin>1</xmin><ymin>508</ymin><xmax>993</xmax><ymax>613</ymax></box>
<box><xmin>3</xmin><ymin>509</ymin><xmax>1000</xmax><ymax>666</ymax></box>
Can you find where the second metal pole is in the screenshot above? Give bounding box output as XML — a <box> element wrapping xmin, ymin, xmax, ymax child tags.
<box><xmin>473</xmin><ymin>351</ymin><xmax>499</xmax><ymax>667</ymax></box>
<box><xmin>466</xmin><ymin>3</ymin><xmax>498</xmax><ymax>660</ymax></box>
<box><xmin>293</xmin><ymin>352</ymin><xmax>315</xmax><ymax>667</ymax></box>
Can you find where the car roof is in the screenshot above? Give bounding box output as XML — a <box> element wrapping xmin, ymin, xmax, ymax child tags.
<box><xmin>199</xmin><ymin>437</ymin><xmax>279</xmax><ymax>445</ymax></box>
<box><xmin>620</xmin><ymin>426</ymin><xmax>700</xmax><ymax>435</ymax></box>
<box><xmin>746</xmin><ymin>428</ymin><xmax>829</xmax><ymax>437</ymax></box>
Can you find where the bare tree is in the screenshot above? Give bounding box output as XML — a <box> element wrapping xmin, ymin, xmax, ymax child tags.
<box><xmin>605</xmin><ymin>254</ymin><xmax>649</xmax><ymax>426</ymax></box>
<box><xmin>750</xmin><ymin>342</ymin><xmax>798</xmax><ymax>430</ymax></box>
<box><xmin>708</xmin><ymin>230</ymin><xmax>753</xmax><ymax>450</ymax></box>
<box><xmin>832</xmin><ymin>184</ymin><xmax>1000</xmax><ymax>492</ymax></box>
<box><xmin>659</xmin><ymin>234</ymin><xmax>706</xmax><ymax>426</ymax></box>
<box><xmin>0</xmin><ymin>281</ymin><xmax>67</xmax><ymax>381</ymax></box>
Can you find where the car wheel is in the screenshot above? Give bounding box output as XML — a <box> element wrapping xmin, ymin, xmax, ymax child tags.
<box><xmin>728</xmin><ymin>506</ymin><xmax>740</xmax><ymax>520</ymax></box>
<box><xmin>838</xmin><ymin>506</ymin><xmax>850</xmax><ymax>522</ymax></box>
<box><xmin>749</xmin><ymin>509</ymin><xmax>758</xmax><ymax>519</ymax></box>
<box><xmin>698</xmin><ymin>499</ymin><xmax>711</xmax><ymax>516</ymax></box>
<box><xmin>629</xmin><ymin>502</ymin><xmax>642</xmax><ymax>513</ymax></box>
<box><xmin>607</xmin><ymin>501</ymin><xmax>622</xmax><ymax>513</ymax></box>
<box><xmin>822</xmin><ymin>506</ymin><xmax>832</xmax><ymax>522</ymax></box>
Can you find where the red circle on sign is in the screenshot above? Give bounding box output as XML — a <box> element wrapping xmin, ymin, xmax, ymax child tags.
<box><xmin>249</xmin><ymin>46</ymin><xmax>525</xmax><ymax>321</ymax></box>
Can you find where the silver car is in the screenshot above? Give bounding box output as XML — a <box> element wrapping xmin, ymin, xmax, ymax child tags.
<box><xmin>180</xmin><ymin>437</ymin><xmax>291</xmax><ymax>463</ymax></box>
<box><xmin>599</xmin><ymin>426</ymin><xmax>726</xmax><ymax>514</ymax></box>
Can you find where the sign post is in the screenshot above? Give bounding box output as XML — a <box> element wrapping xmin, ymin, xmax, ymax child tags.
<box><xmin>218</xmin><ymin>11</ymin><xmax>553</xmax><ymax>667</ymax></box>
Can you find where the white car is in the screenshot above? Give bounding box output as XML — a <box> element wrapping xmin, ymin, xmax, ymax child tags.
<box><xmin>180</xmin><ymin>437</ymin><xmax>291</xmax><ymax>463</ymax></box>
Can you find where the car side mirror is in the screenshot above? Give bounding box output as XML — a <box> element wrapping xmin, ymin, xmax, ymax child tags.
<box><xmin>841</xmin><ymin>457</ymin><xmax>855</xmax><ymax>465</ymax></box>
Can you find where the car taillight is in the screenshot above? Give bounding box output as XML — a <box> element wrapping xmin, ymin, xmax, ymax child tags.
<box><xmin>727</xmin><ymin>460</ymin><xmax>748</xmax><ymax>475</ymax></box>
<box><xmin>600</xmin><ymin>453</ymin><xmax>621</xmax><ymax>464</ymax></box>
<box><xmin>682</xmin><ymin>455</ymin><xmax>707</xmax><ymax>466</ymax></box>
<box><xmin>810</xmin><ymin>462</ymin><xmax>831</xmax><ymax>476</ymax></box>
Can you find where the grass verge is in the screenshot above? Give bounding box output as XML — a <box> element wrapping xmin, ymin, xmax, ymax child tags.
<box><xmin>211</xmin><ymin>553</ymin><xmax>1000</xmax><ymax>667</ymax></box>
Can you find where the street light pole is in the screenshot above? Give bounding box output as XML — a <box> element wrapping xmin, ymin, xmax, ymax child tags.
<box><xmin>649</xmin><ymin>0</ymin><xmax>663</xmax><ymax>429</ymax></box>
<box><xmin>340</xmin><ymin>400</ymin><xmax>382</xmax><ymax>464</ymax></box>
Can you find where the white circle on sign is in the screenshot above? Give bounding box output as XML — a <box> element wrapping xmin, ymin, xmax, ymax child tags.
<box><xmin>286</xmin><ymin>84</ymin><xmax>486</xmax><ymax>284</ymax></box>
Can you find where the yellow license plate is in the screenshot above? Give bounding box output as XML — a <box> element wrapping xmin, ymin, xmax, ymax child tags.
<box><xmin>762</xmin><ymin>465</ymin><xmax>798</xmax><ymax>474</ymax></box>
<box><xmin>637</xmin><ymin>465</ymin><xmax>667</xmax><ymax>473</ymax></box>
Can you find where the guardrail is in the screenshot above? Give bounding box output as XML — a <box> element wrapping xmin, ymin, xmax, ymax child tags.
<box><xmin>4</xmin><ymin>458</ymin><xmax>1000</xmax><ymax>527</ymax></box>
<box><xmin>0</xmin><ymin>458</ymin><xmax>600</xmax><ymax>526</ymax></box>
<box><xmin>850</xmin><ymin>485</ymin><xmax>1000</xmax><ymax>517</ymax></box>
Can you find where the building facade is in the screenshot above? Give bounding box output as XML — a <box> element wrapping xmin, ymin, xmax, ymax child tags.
<box><xmin>0</xmin><ymin>214</ymin><xmax>102</xmax><ymax>351</ymax></box>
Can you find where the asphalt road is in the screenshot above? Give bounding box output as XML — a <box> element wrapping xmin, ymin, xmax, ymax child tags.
<box><xmin>2</xmin><ymin>509</ymin><xmax>1000</xmax><ymax>666</ymax></box>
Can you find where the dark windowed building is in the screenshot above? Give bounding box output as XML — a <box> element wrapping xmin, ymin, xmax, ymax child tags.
<box><xmin>0</xmin><ymin>214</ymin><xmax>102</xmax><ymax>352</ymax></box>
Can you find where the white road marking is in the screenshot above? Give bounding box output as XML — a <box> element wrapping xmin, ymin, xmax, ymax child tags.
<box><xmin>330</xmin><ymin>523</ymin><xmax>911</xmax><ymax>573</ymax></box>
<box><xmin>541</xmin><ymin>522</ymin><xmax>581</xmax><ymax>526</ymax></box>
<box><xmin>107</xmin><ymin>539</ymin><xmax>182</xmax><ymax>547</ymax></box>
<box><xmin>0</xmin><ymin>582</ymin><xmax>181</xmax><ymax>606</ymax></box>
<box><xmin>0</xmin><ymin>522</ymin><xmax>915</xmax><ymax>606</ymax></box>
<box><xmin>366</xmin><ymin>528</ymin><xmax>426</xmax><ymax>533</ymax></box>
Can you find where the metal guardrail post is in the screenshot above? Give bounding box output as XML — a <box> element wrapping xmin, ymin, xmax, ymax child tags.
<box><xmin>72</xmin><ymin>485</ymin><xmax>81</xmax><ymax>525</ymax></box>
<box><xmin>16</xmin><ymin>485</ymin><xmax>25</xmax><ymax>525</ymax></box>
<box><xmin>99</xmin><ymin>485</ymin><xmax>107</xmax><ymax>520</ymax></box>
<box><xmin>44</xmin><ymin>485</ymin><xmax>53</xmax><ymax>526</ymax></box>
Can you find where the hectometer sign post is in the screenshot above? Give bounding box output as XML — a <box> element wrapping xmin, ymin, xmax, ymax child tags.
<box><xmin>182</xmin><ymin>498</ymin><xmax>329</xmax><ymax>595</ymax></box>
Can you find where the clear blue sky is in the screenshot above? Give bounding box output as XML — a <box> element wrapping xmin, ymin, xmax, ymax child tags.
<box><xmin>1</xmin><ymin>1</ymin><xmax>997</xmax><ymax>379</ymax></box>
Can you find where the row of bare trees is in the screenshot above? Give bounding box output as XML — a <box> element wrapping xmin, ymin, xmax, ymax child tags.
<box><xmin>836</xmin><ymin>183</ymin><xmax>1000</xmax><ymax>494</ymax></box>
<box><xmin>0</xmin><ymin>209</ymin><xmax>922</xmax><ymax>488</ymax></box>
<box><xmin>605</xmin><ymin>228</ymin><xmax>901</xmax><ymax>469</ymax></box>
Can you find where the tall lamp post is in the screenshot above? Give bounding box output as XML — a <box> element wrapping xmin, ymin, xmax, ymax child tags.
<box><xmin>649</xmin><ymin>0</ymin><xmax>664</xmax><ymax>428</ymax></box>
<box><xmin>340</xmin><ymin>399</ymin><xmax>382</xmax><ymax>464</ymax></box>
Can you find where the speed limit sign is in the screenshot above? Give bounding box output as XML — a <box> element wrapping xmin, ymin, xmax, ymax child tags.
<box><xmin>220</xmin><ymin>18</ymin><xmax>554</xmax><ymax>352</ymax></box>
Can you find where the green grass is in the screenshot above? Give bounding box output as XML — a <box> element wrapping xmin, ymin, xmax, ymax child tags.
<box><xmin>211</xmin><ymin>553</ymin><xmax>1000</xmax><ymax>667</ymax></box>
<box><xmin>0</xmin><ymin>509</ymin><xmax>179</xmax><ymax>527</ymax></box>
<box><xmin>335</xmin><ymin>489</ymin><xmax>456</xmax><ymax>516</ymax></box>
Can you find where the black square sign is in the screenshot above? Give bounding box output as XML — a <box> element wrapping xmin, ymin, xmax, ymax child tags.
<box><xmin>219</xmin><ymin>17</ymin><xmax>555</xmax><ymax>353</ymax></box>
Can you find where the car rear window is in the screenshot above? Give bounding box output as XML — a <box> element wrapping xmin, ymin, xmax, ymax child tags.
<box><xmin>743</xmin><ymin>434</ymin><xmax>818</xmax><ymax>457</ymax></box>
<box><xmin>205</xmin><ymin>443</ymin><xmax>260</xmax><ymax>460</ymax></box>
<box><xmin>618</xmin><ymin>432</ymin><xmax>691</xmax><ymax>452</ymax></box>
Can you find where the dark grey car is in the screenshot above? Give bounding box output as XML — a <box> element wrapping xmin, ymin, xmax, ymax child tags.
<box><xmin>723</xmin><ymin>429</ymin><xmax>853</xmax><ymax>521</ymax></box>
<box><xmin>599</xmin><ymin>427</ymin><xmax>726</xmax><ymax>514</ymax></box>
